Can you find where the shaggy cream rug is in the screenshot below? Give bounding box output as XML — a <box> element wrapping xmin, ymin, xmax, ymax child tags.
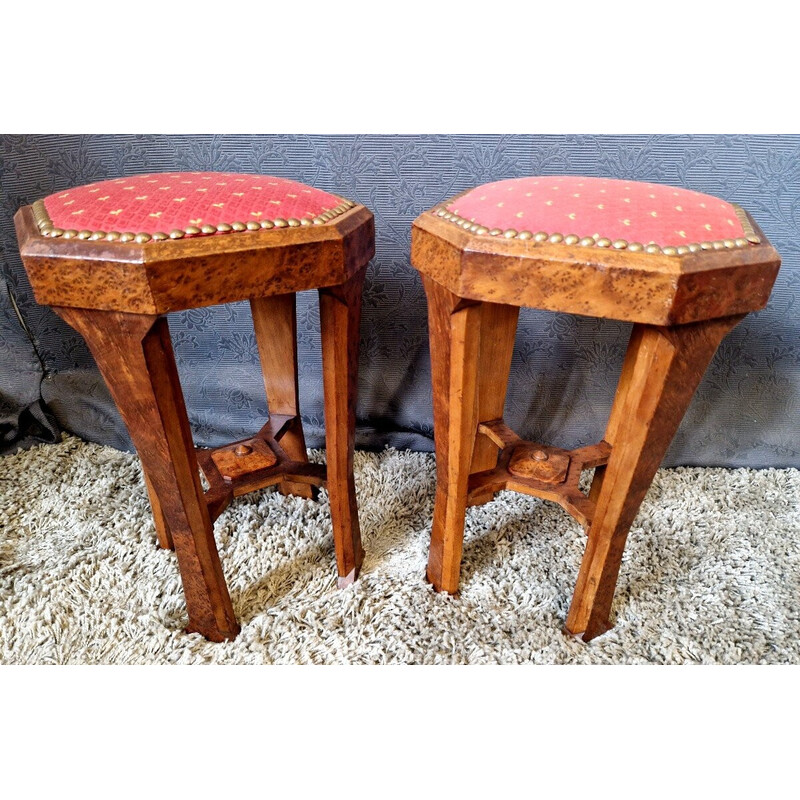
<box><xmin>1</xmin><ymin>435</ymin><xmax>798</xmax><ymax>664</ymax></box>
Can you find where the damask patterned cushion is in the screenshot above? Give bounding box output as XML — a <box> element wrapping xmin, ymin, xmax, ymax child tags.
<box><xmin>446</xmin><ymin>176</ymin><xmax>753</xmax><ymax>251</ymax></box>
<box><xmin>36</xmin><ymin>172</ymin><xmax>352</xmax><ymax>242</ymax></box>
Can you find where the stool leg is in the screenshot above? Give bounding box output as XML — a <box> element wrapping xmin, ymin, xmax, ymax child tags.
<box><xmin>318</xmin><ymin>268</ymin><xmax>366</xmax><ymax>587</ymax></box>
<box><xmin>584</xmin><ymin>321</ymin><xmax>643</xmax><ymax>513</ymax></box>
<box><xmin>468</xmin><ymin>302</ymin><xmax>520</xmax><ymax>507</ymax></box>
<box><xmin>422</xmin><ymin>275</ymin><xmax>482</xmax><ymax>593</ymax></box>
<box><xmin>566</xmin><ymin>315</ymin><xmax>743</xmax><ymax>641</ymax></box>
<box><xmin>54</xmin><ymin>308</ymin><xmax>240</xmax><ymax>642</ymax></box>
<box><xmin>251</xmin><ymin>293</ymin><xmax>315</xmax><ymax>500</ymax></box>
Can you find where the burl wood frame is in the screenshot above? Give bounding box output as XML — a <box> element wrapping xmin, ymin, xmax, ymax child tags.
<box><xmin>15</xmin><ymin>203</ymin><xmax>374</xmax><ymax>642</ymax></box>
<box><xmin>412</xmin><ymin>208</ymin><xmax>780</xmax><ymax>641</ymax></box>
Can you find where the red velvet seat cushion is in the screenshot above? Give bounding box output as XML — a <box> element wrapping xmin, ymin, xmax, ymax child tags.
<box><xmin>39</xmin><ymin>172</ymin><xmax>349</xmax><ymax>241</ymax></box>
<box><xmin>446</xmin><ymin>176</ymin><xmax>748</xmax><ymax>248</ymax></box>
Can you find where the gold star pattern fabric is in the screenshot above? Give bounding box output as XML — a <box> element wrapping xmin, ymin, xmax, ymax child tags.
<box><xmin>446</xmin><ymin>176</ymin><xmax>746</xmax><ymax>246</ymax></box>
<box><xmin>41</xmin><ymin>172</ymin><xmax>347</xmax><ymax>238</ymax></box>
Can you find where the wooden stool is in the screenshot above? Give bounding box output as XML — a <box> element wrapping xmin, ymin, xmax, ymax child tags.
<box><xmin>14</xmin><ymin>171</ymin><xmax>374</xmax><ymax>641</ymax></box>
<box><xmin>411</xmin><ymin>176</ymin><xmax>781</xmax><ymax>641</ymax></box>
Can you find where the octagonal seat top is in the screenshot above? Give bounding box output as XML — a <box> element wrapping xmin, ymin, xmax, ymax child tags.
<box><xmin>411</xmin><ymin>176</ymin><xmax>780</xmax><ymax>326</ymax></box>
<box><xmin>14</xmin><ymin>171</ymin><xmax>374</xmax><ymax>314</ymax></box>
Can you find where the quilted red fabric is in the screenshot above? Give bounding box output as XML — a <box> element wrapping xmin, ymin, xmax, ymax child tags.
<box><xmin>446</xmin><ymin>176</ymin><xmax>745</xmax><ymax>246</ymax></box>
<box><xmin>42</xmin><ymin>172</ymin><xmax>345</xmax><ymax>233</ymax></box>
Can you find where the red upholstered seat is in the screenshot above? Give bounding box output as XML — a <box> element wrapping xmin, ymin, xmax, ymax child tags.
<box><xmin>37</xmin><ymin>172</ymin><xmax>352</xmax><ymax>242</ymax></box>
<box><xmin>444</xmin><ymin>176</ymin><xmax>757</xmax><ymax>253</ymax></box>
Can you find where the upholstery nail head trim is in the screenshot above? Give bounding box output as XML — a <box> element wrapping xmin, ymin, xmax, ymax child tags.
<box><xmin>32</xmin><ymin>198</ymin><xmax>357</xmax><ymax>243</ymax></box>
<box><xmin>432</xmin><ymin>199</ymin><xmax>761</xmax><ymax>255</ymax></box>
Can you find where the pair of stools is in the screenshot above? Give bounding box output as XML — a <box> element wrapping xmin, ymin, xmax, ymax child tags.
<box><xmin>14</xmin><ymin>172</ymin><xmax>780</xmax><ymax>642</ymax></box>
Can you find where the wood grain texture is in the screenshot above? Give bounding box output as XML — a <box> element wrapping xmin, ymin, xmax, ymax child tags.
<box><xmin>415</xmin><ymin>197</ymin><xmax>759</xmax><ymax>640</ymax></box>
<box><xmin>53</xmin><ymin>308</ymin><xmax>240</xmax><ymax>642</ymax></box>
<box><xmin>508</xmin><ymin>445</ymin><xmax>570</xmax><ymax>482</ymax></box>
<box><xmin>319</xmin><ymin>267</ymin><xmax>367</xmax><ymax>587</ymax></box>
<box><xmin>15</xmin><ymin>204</ymin><xmax>375</xmax><ymax>314</ymax></box>
<box><xmin>196</xmin><ymin>417</ymin><xmax>327</xmax><ymax>523</ymax></box>
<box><xmin>422</xmin><ymin>275</ymin><xmax>482</xmax><ymax>593</ymax></box>
<box><xmin>142</xmin><ymin>469</ymin><xmax>174</xmax><ymax>550</ymax></box>
<box><xmin>566</xmin><ymin>315</ymin><xmax>744</xmax><ymax>641</ymax></box>
<box><xmin>210</xmin><ymin>438</ymin><xmax>277</xmax><ymax>479</ymax></box>
<box><xmin>467</xmin><ymin>436</ymin><xmax>610</xmax><ymax>528</ymax></box>
<box><xmin>468</xmin><ymin>302</ymin><xmax>519</xmax><ymax>507</ymax></box>
<box><xmin>251</xmin><ymin>293</ymin><xmax>314</xmax><ymax>499</ymax></box>
<box><xmin>411</xmin><ymin>211</ymin><xmax>780</xmax><ymax>326</ymax></box>
<box><xmin>15</xmin><ymin>188</ymin><xmax>376</xmax><ymax>643</ymax></box>
<box><xmin>586</xmin><ymin>319</ymin><xmax>643</xmax><ymax>512</ymax></box>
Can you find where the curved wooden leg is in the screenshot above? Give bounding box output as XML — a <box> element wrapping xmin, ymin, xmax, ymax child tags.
<box><xmin>251</xmin><ymin>293</ymin><xmax>315</xmax><ymax>500</ymax></box>
<box><xmin>468</xmin><ymin>302</ymin><xmax>519</xmax><ymax>507</ymax></box>
<box><xmin>319</xmin><ymin>268</ymin><xmax>366</xmax><ymax>587</ymax></box>
<box><xmin>422</xmin><ymin>275</ymin><xmax>482</xmax><ymax>593</ymax></box>
<box><xmin>584</xmin><ymin>320</ymin><xmax>643</xmax><ymax>517</ymax></box>
<box><xmin>143</xmin><ymin>469</ymin><xmax>174</xmax><ymax>550</ymax></box>
<box><xmin>567</xmin><ymin>315</ymin><xmax>744</xmax><ymax>641</ymax></box>
<box><xmin>54</xmin><ymin>308</ymin><xmax>240</xmax><ymax>642</ymax></box>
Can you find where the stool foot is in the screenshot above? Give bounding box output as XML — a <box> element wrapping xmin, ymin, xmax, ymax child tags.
<box><xmin>562</xmin><ymin>618</ymin><xmax>613</xmax><ymax>642</ymax></box>
<box><xmin>426</xmin><ymin>564</ymin><xmax>461</xmax><ymax>596</ymax></box>
<box><xmin>566</xmin><ymin>316</ymin><xmax>743</xmax><ymax>639</ymax></box>
<box><xmin>186</xmin><ymin>618</ymin><xmax>241</xmax><ymax>642</ymax></box>
<box><xmin>337</xmin><ymin>566</ymin><xmax>359</xmax><ymax>589</ymax></box>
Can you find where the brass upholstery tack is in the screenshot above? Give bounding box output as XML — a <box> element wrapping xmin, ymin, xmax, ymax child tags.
<box><xmin>432</xmin><ymin>198</ymin><xmax>762</xmax><ymax>256</ymax></box>
<box><xmin>32</xmin><ymin>191</ymin><xmax>355</xmax><ymax>243</ymax></box>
